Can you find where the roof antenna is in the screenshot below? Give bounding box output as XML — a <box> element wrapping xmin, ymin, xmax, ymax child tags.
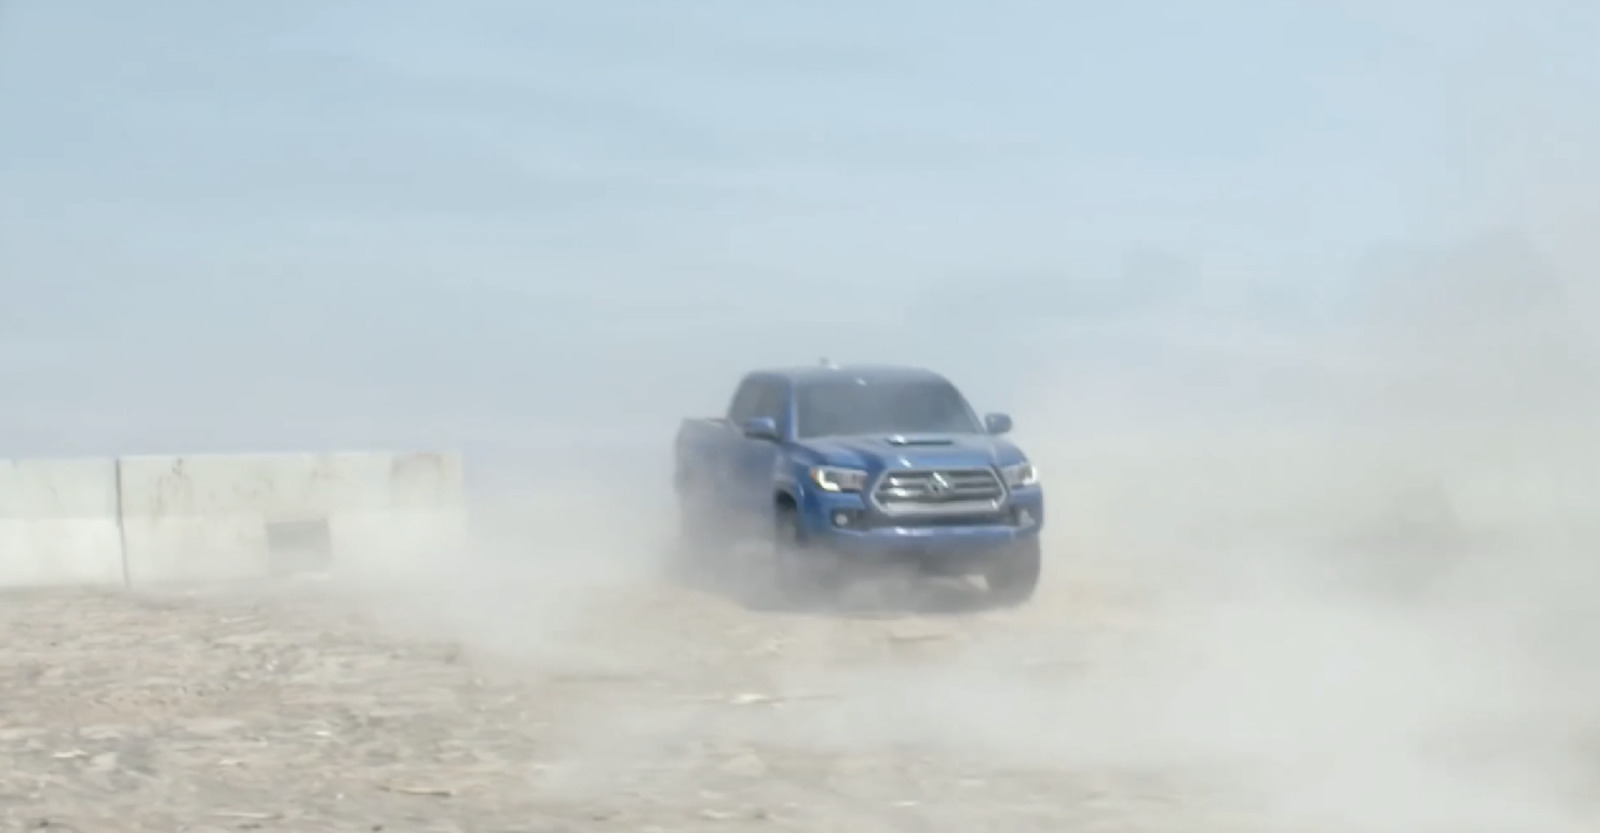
<box><xmin>819</xmin><ymin>357</ymin><xmax>839</xmax><ymax>369</ymax></box>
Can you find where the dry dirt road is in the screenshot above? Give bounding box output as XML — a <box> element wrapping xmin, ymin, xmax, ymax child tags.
<box><xmin>1</xmin><ymin>536</ymin><xmax>1594</xmax><ymax>833</ymax></box>
<box><xmin>0</xmin><ymin>550</ymin><xmax>1241</xmax><ymax>833</ymax></box>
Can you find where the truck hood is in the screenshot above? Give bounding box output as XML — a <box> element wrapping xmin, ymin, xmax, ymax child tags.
<box><xmin>800</xmin><ymin>433</ymin><xmax>1026</xmax><ymax>471</ymax></box>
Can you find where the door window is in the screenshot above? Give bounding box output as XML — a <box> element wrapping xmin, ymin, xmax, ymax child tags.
<box><xmin>749</xmin><ymin>381</ymin><xmax>788</xmax><ymax>434</ymax></box>
<box><xmin>726</xmin><ymin>378</ymin><xmax>762</xmax><ymax>423</ymax></box>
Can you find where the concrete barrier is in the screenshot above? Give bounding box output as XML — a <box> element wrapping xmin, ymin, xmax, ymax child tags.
<box><xmin>322</xmin><ymin>451</ymin><xmax>470</xmax><ymax>579</ymax></box>
<box><xmin>0</xmin><ymin>457</ymin><xmax>126</xmax><ymax>588</ymax></box>
<box><xmin>117</xmin><ymin>451</ymin><xmax>465</xmax><ymax>586</ymax></box>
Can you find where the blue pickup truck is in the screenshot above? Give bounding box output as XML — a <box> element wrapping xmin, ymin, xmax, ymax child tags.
<box><xmin>673</xmin><ymin>363</ymin><xmax>1044</xmax><ymax>605</ymax></box>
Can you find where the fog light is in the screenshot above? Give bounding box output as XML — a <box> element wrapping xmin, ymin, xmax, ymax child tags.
<box><xmin>833</xmin><ymin>512</ymin><xmax>852</xmax><ymax>527</ymax></box>
<box><xmin>1014</xmin><ymin>508</ymin><xmax>1034</xmax><ymax>527</ymax></box>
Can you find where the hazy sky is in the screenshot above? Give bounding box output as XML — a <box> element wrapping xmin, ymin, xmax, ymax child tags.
<box><xmin>1</xmin><ymin>1</ymin><xmax>1595</xmax><ymax>461</ymax></box>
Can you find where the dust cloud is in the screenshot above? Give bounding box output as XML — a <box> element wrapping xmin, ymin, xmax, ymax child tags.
<box><xmin>7</xmin><ymin>3</ymin><xmax>1600</xmax><ymax>831</ymax></box>
<box><xmin>267</xmin><ymin>56</ymin><xmax>1600</xmax><ymax>821</ymax></box>
<box><xmin>301</xmin><ymin>210</ymin><xmax>1600</xmax><ymax>832</ymax></box>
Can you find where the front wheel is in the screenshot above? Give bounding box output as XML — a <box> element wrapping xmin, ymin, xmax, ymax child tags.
<box><xmin>766</xmin><ymin>505</ymin><xmax>839</xmax><ymax>608</ymax></box>
<box><xmin>984</xmin><ymin>538</ymin><xmax>1041</xmax><ymax>606</ymax></box>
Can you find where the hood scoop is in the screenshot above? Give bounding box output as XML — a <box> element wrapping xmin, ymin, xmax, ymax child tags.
<box><xmin>883</xmin><ymin>434</ymin><xmax>956</xmax><ymax>447</ymax></box>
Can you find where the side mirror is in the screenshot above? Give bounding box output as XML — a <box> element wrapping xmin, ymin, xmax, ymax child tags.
<box><xmin>984</xmin><ymin>412</ymin><xmax>1013</xmax><ymax>435</ymax></box>
<box><xmin>741</xmin><ymin>416</ymin><xmax>780</xmax><ymax>442</ymax></box>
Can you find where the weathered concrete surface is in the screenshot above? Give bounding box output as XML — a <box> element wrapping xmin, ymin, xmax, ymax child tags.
<box><xmin>0</xmin><ymin>458</ymin><xmax>124</xmax><ymax>589</ymax></box>
<box><xmin>117</xmin><ymin>452</ymin><xmax>465</xmax><ymax>587</ymax></box>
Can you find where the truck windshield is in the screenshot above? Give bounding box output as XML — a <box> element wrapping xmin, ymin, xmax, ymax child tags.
<box><xmin>795</xmin><ymin>378</ymin><xmax>983</xmax><ymax>439</ymax></box>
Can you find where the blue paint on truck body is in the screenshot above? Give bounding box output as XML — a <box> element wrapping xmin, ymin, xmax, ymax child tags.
<box><xmin>674</xmin><ymin>364</ymin><xmax>1044</xmax><ymax>597</ymax></box>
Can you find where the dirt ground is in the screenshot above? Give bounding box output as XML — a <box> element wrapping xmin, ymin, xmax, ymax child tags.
<box><xmin>0</xmin><ymin>559</ymin><xmax>1255</xmax><ymax>833</ymax></box>
<box><xmin>3</xmin><ymin>532</ymin><xmax>1596</xmax><ymax>833</ymax></box>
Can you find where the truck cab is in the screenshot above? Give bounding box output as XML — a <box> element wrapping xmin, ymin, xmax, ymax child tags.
<box><xmin>673</xmin><ymin>364</ymin><xmax>1044</xmax><ymax>605</ymax></box>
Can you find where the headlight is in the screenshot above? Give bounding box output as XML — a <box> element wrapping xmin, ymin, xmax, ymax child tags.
<box><xmin>1000</xmin><ymin>461</ymin><xmax>1039</xmax><ymax>488</ymax></box>
<box><xmin>810</xmin><ymin>465</ymin><xmax>869</xmax><ymax>493</ymax></box>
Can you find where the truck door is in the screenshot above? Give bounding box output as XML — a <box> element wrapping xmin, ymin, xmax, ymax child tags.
<box><xmin>726</xmin><ymin>378</ymin><xmax>787</xmax><ymax>520</ymax></box>
<box><xmin>716</xmin><ymin>378</ymin><xmax>765</xmax><ymax>507</ymax></box>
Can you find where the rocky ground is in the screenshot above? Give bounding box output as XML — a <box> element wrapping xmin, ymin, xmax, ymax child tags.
<box><xmin>0</xmin><ymin>556</ymin><xmax>1230</xmax><ymax>833</ymax></box>
<box><xmin>1</xmin><ymin>545</ymin><xmax>1593</xmax><ymax>833</ymax></box>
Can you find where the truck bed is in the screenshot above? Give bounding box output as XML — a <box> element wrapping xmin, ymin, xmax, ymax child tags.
<box><xmin>674</xmin><ymin>417</ymin><xmax>733</xmax><ymax>494</ymax></box>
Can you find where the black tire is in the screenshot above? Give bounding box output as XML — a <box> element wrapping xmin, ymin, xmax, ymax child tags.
<box><xmin>769</xmin><ymin>505</ymin><xmax>838</xmax><ymax>608</ymax></box>
<box><xmin>985</xmin><ymin>538</ymin><xmax>1041</xmax><ymax>606</ymax></box>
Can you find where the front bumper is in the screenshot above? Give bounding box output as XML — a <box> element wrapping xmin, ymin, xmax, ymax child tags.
<box><xmin>798</xmin><ymin>486</ymin><xmax>1043</xmax><ymax>574</ymax></box>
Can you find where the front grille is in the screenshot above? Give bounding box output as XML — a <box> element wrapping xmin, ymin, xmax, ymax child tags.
<box><xmin>871</xmin><ymin>467</ymin><xmax>1006</xmax><ymax>516</ymax></box>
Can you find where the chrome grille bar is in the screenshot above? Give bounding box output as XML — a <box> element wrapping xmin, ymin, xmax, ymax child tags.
<box><xmin>870</xmin><ymin>467</ymin><xmax>1007</xmax><ymax>517</ymax></box>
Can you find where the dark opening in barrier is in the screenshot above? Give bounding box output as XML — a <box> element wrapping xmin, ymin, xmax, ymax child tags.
<box><xmin>265</xmin><ymin>517</ymin><xmax>332</xmax><ymax>575</ymax></box>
